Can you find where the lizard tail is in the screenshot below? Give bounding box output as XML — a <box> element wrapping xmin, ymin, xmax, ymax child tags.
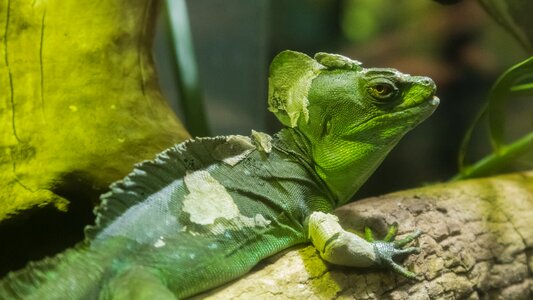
<box><xmin>0</xmin><ymin>245</ymin><xmax>107</xmax><ymax>299</ymax></box>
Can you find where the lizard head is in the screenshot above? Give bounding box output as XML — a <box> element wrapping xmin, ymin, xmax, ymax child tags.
<box><xmin>268</xmin><ymin>50</ymin><xmax>439</xmax><ymax>204</ymax></box>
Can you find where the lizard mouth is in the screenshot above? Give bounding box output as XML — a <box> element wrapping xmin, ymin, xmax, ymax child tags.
<box><xmin>385</xmin><ymin>95</ymin><xmax>440</xmax><ymax>121</ymax></box>
<box><xmin>420</xmin><ymin>94</ymin><xmax>439</xmax><ymax>110</ymax></box>
<box><xmin>344</xmin><ymin>95</ymin><xmax>439</xmax><ymax>139</ymax></box>
<box><xmin>354</xmin><ymin>94</ymin><xmax>440</xmax><ymax>127</ymax></box>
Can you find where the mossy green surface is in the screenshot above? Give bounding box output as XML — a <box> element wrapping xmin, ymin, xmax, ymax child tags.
<box><xmin>0</xmin><ymin>0</ymin><xmax>189</xmax><ymax>220</ymax></box>
<box><xmin>298</xmin><ymin>246</ymin><xmax>342</xmax><ymax>298</ymax></box>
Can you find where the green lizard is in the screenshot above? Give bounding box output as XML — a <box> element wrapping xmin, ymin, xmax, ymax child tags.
<box><xmin>0</xmin><ymin>50</ymin><xmax>439</xmax><ymax>299</ymax></box>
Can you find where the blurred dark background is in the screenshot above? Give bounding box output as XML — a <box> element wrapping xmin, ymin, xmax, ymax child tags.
<box><xmin>154</xmin><ymin>0</ymin><xmax>529</xmax><ymax>199</ymax></box>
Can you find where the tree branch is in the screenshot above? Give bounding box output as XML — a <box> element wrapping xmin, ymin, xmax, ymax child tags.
<box><xmin>196</xmin><ymin>171</ymin><xmax>533</xmax><ymax>299</ymax></box>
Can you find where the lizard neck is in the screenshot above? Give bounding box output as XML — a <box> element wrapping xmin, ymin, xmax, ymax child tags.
<box><xmin>273</xmin><ymin>128</ymin><xmax>341</xmax><ymax>207</ymax></box>
<box><xmin>312</xmin><ymin>135</ymin><xmax>397</xmax><ymax>205</ymax></box>
<box><xmin>275</xmin><ymin>127</ymin><xmax>400</xmax><ymax>207</ymax></box>
<box><xmin>274</xmin><ymin>128</ymin><xmax>314</xmax><ymax>166</ymax></box>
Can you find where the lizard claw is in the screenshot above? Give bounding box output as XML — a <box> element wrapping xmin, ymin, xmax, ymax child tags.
<box><xmin>394</xmin><ymin>229</ymin><xmax>422</xmax><ymax>247</ymax></box>
<box><xmin>366</xmin><ymin>225</ymin><xmax>422</xmax><ymax>279</ymax></box>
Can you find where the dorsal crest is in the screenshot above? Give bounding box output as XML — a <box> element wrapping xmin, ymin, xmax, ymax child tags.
<box><xmin>84</xmin><ymin>136</ymin><xmax>257</xmax><ymax>241</ymax></box>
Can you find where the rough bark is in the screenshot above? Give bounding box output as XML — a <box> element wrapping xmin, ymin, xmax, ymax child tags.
<box><xmin>196</xmin><ymin>171</ymin><xmax>533</xmax><ymax>299</ymax></box>
<box><xmin>0</xmin><ymin>0</ymin><xmax>188</xmax><ymax>274</ymax></box>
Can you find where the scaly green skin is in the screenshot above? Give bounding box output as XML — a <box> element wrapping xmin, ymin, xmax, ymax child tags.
<box><xmin>0</xmin><ymin>51</ymin><xmax>438</xmax><ymax>299</ymax></box>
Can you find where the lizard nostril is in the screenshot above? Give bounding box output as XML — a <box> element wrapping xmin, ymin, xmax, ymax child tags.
<box><xmin>419</xmin><ymin>77</ymin><xmax>436</xmax><ymax>95</ymax></box>
<box><xmin>421</xmin><ymin>78</ymin><xmax>433</xmax><ymax>87</ymax></box>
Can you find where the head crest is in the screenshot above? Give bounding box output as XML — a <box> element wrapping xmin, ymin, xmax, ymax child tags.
<box><xmin>314</xmin><ymin>52</ymin><xmax>362</xmax><ymax>71</ymax></box>
<box><xmin>268</xmin><ymin>51</ymin><xmax>362</xmax><ymax>128</ymax></box>
<box><xmin>267</xmin><ymin>51</ymin><xmax>323</xmax><ymax>127</ymax></box>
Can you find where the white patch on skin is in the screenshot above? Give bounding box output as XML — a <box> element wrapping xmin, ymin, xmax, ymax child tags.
<box><xmin>183</xmin><ymin>170</ymin><xmax>240</xmax><ymax>225</ymax></box>
<box><xmin>251</xmin><ymin>130</ymin><xmax>273</xmax><ymax>153</ymax></box>
<box><xmin>182</xmin><ymin>170</ymin><xmax>271</xmax><ymax>234</ymax></box>
<box><xmin>247</xmin><ymin>214</ymin><xmax>272</xmax><ymax>228</ymax></box>
<box><xmin>267</xmin><ymin>53</ymin><xmax>323</xmax><ymax>128</ymax></box>
<box><xmin>212</xmin><ymin>135</ymin><xmax>256</xmax><ymax>166</ymax></box>
<box><xmin>209</xmin><ymin>213</ymin><xmax>272</xmax><ymax>235</ymax></box>
<box><xmin>154</xmin><ymin>237</ymin><xmax>166</xmax><ymax>248</ymax></box>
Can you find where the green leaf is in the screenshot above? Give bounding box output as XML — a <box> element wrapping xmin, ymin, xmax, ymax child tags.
<box><xmin>478</xmin><ymin>0</ymin><xmax>533</xmax><ymax>53</ymax></box>
<box><xmin>511</xmin><ymin>82</ymin><xmax>533</xmax><ymax>93</ymax></box>
<box><xmin>164</xmin><ymin>0</ymin><xmax>210</xmax><ymax>137</ymax></box>
<box><xmin>487</xmin><ymin>56</ymin><xmax>533</xmax><ymax>150</ymax></box>
<box><xmin>455</xmin><ymin>56</ymin><xmax>533</xmax><ymax>180</ymax></box>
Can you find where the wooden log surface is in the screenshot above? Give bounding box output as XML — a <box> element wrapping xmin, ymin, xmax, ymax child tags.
<box><xmin>196</xmin><ymin>171</ymin><xmax>533</xmax><ymax>299</ymax></box>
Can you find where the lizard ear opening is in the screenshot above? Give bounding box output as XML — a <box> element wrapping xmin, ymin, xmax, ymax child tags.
<box><xmin>320</xmin><ymin>115</ymin><xmax>333</xmax><ymax>138</ymax></box>
<box><xmin>268</xmin><ymin>50</ymin><xmax>323</xmax><ymax>128</ymax></box>
<box><xmin>314</xmin><ymin>52</ymin><xmax>362</xmax><ymax>71</ymax></box>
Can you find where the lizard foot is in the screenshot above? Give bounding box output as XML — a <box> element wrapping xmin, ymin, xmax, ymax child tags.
<box><xmin>364</xmin><ymin>223</ymin><xmax>422</xmax><ymax>279</ymax></box>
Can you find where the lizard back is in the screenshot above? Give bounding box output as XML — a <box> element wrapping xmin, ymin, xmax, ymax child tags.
<box><xmin>1</xmin><ymin>133</ymin><xmax>333</xmax><ymax>299</ymax></box>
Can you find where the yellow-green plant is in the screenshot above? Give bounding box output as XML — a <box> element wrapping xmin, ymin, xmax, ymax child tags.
<box><xmin>454</xmin><ymin>0</ymin><xmax>533</xmax><ymax>179</ymax></box>
<box><xmin>0</xmin><ymin>0</ymin><xmax>189</xmax><ymax>220</ymax></box>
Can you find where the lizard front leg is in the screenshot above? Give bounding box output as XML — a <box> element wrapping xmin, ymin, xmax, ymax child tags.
<box><xmin>307</xmin><ymin>211</ymin><xmax>421</xmax><ymax>278</ymax></box>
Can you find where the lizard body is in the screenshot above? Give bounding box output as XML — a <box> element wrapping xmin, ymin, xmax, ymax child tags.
<box><xmin>0</xmin><ymin>51</ymin><xmax>438</xmax><ymax>299</ymax></box>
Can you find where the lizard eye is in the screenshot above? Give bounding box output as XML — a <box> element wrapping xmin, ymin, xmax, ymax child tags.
<box><xmin>367</xmin><ymin>80</ymin><xmax>398</xmax><ymax>102</ymax></box>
